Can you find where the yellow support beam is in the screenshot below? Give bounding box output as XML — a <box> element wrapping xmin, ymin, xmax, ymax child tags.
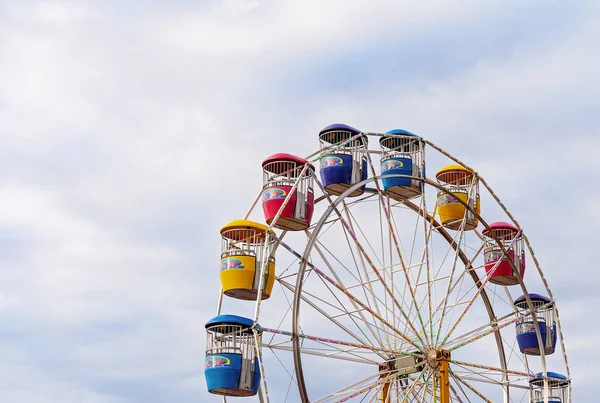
<box><xmin>437</xmin><ymin>350</ymin><xmax>451</xmax><ymax>403</ymax></box>
<box><xmin>378</xmin><ymin>362</ymin><xmax>390</xmax><ymax>403</ymax></box>
<box><xmin>380</xmin><ymin>382</ymin><xmax>390</xmax><ymax>403</ymax></box>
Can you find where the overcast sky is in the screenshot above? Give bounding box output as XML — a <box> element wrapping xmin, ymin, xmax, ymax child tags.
<box><xmin>1</xmin><ymin>0</ymin><xmax>599</xmax><ymax>402</ymax></box>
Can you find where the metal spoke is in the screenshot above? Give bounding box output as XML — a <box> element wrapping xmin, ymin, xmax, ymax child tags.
<box><xmin>311</xmin><ymin>231</ymin><xmax>388</xmax><ymax>350</ymax></box>
<box><xmin>450</xmin><ymin>371</ymin><xmax>493</xmax><ymax>403</ymax></box>
<box><xmin>312</xmin><ymin>175</ymin><xmax>423</xmax><ymax>348</ymax></box>
<box><xmin>313</xmin><ymin>372</ymin><xmax>381</xmax><ymax>403</ymax></box>
<box><xmin>261</xmin><ymin>327</ymin><xmax>417</xmax><ymax>358</ymax></box>
<box><xmin>363</xmin><ymin>154</ymin><xmax>430</xmax><ymax>346</ymax></box>
<box><xmin>281</xmin><ymin>233</ymin><xmax>422</xmax><ymax>352</ymax></box>
<box><xmin>440</xmin><ymin>257</ymin><xmax>504</xmax><ymax>346</ymax></box>
<box><xmin>450</xmin><ymin>360</ymin><xmax>533</xmax><ymax>379</ymax></box>
<box><xmin>278</xmin><ymin>278</ymin><xmax>388</xmax><ymax>360</ymax></box>
<box><xmin>265</xmin><ymin>343</ymin><xmax>376</xmax><ymax>365</ymax></box>
<box><xmin>434</xmin><ymin>215</ymin><xmax>469</xmax><ymax>345</ymax></box>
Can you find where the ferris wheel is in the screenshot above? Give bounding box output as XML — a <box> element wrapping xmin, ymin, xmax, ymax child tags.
<box><xmin>204</xmin><ymin>124</ymin><xmax>571</xmax><ymax>403</ymax></box>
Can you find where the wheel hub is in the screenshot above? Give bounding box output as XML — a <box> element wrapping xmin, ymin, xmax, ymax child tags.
<box><xmin>426</xmin><ymin>348</ymin><xmax>439</xmax><ymax>370</ymax></box>
<box><xmin>379</xmin><ymin>349</ymin><xmax>450</xmax><ymax>377</ymax></box>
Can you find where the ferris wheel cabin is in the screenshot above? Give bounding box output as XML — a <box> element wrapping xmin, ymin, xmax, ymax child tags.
<box><xmin>435</xmin><ymin>165</ymin><xmax>480</xmax><ymax>230</ymax></box>
<box><xmin>529</xmin><ymin>372</ymin><xmax>569</xmax><ymax>403</ymax></box>
<box><xmin>379</xmin><ymin>129</ymin><xmax>425</xmax><ymax>200</ymax></box>
<box><xmin>205</xmin><ymin>315</ymin><xmax>262</xmax><ymax>397</ymax></box>
<box><xmin>219</xmin><ymin>220</ymin><xmax>276</xmax><ymax>301</ymax></box>
<box><xmin>482</xmin><ymin>221</ymin><xmax>526</xmax><ymax>286</ymax></box>
<box><xmin>318</xmin><ymin>123</ymin><xmax>368</xmax><ymax>197</ymax></box>
<box><xmin>261</xmin><ymin>153</ymin><xmax>315</xmax><ymax>231</ymax></box>
<box><xmin>514</xmin><ymin>293</ymin><xmax>557</xmax><ymax>356</ymax></box>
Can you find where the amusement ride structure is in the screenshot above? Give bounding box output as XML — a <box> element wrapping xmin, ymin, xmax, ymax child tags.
<box><xmin>204</xmin><ymin>124</ymin><xmax>571</xmax><ymax>402</ymax></box>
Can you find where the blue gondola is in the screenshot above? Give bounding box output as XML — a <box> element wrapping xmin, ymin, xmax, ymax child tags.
<box><xmin>318</xmin><ymin>123</ymin><xmax>368</xmax><ymax>197</ymax></box>
<box><xmin>514</xmin><ymin>294</ymin><xmax>556</xmax><ymax>356</ymax></box>
<box><xmin>205</xmin><ymin>315</ymin><xmax>262</xmax><ymax>397</ymax></box>
<box><xmin>379</xmin><ymin>129</ymin><xmax>425</xmax><ymax>200</ymax></box>
<box><xmin>529</xmin><ymin>372</ymin><xmax>569</xmax><ymax>403</ymax></box>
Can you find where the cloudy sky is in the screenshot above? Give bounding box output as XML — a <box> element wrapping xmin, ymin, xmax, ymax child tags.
<box><xmin>1</xmin><ymin>0</ymin><xmax>599</xmax><ymax>401</ymax></box>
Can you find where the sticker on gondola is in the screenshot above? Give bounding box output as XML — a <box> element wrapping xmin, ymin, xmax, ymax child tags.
<box><xmin>381</xmin><ymin>159</ymin><xmax>404</xmax><ymax>172</ymax></box>
<box><xmin>437</xmin><ymin>194</ymin><xmax>458</xmax><ymax>206</ymax></box>
<box><xmin>220</xmin><ymin>258</ymin><xmax>245</xmax><ymax>271</ymax></box>
<box><xmin>320</xmin><ymin>156</ymin><xmax>343</xmax><ymax>168</ymax></box>
<box><xmin>205</xmin><ymin>355</ymin><xmax>231</xmax><ymax>368</ymax></box>
<box><xmin>517</xmin><ymin>323</ymin><xmax>536</xmax><ymax>334</ymax></box>
<box><xmin>484</xmin><ymin>251</ymin><xmax>505</xmax><ymax>264</ymax></box>
<box><xmin>262</xmin><ymin>188</ymin><xmax>287</xmax><ymax>201</ymax></box>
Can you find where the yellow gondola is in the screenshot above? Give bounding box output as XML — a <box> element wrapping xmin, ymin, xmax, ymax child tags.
<box><xmin>435</xmin><ymin>164</ymin><xmax>480</xmax><ymax>231</ymax></box>
<box><xmin>219</xmin><ymin>219</ymin><xmax>276</xmax><ymax>300</ymax></box>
